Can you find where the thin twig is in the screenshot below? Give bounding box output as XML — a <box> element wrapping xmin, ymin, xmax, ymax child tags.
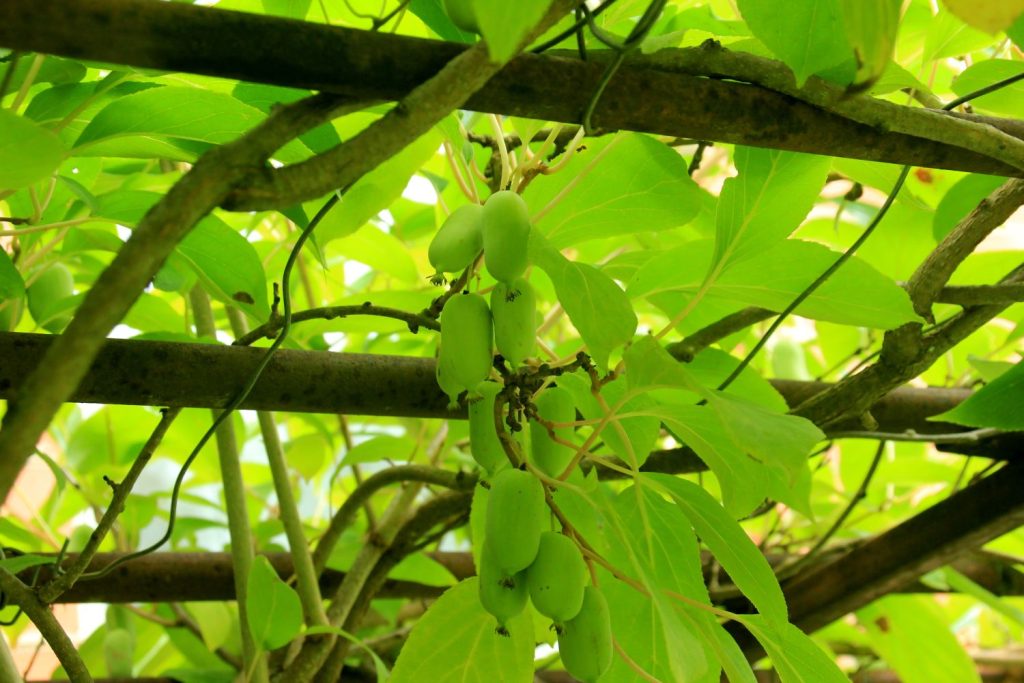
<box><xmin>776</xmin><ymin>441</ymin><xmax>886</xmax><ymax>580</ymax></box>
<box><xmin>0</xmin><ymin>568</ymin><xmax>91</xmax><ymax>682</ymax></box>
<box><xmin>37</xmin><ymin>407</ymin><xmax>181</xmax><ymax>603</ymax></box>
<box><xmin>233</xmin><ymin>304</ymin><xmax>439</xmax><ymax>346</ymax></box>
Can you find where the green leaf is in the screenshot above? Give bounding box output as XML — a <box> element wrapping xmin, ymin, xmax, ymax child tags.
<box><xmin>935</xmin><ymin>567</ymin><xmax>1024</xmax><ymax>627</ymax></box>
<box><xmin>741</xmin><ymin>614</ymin><xmax>849</xmax><ymax>682</ymax></box>
<box><xmin>318</xmin><ymin>128</ymin><xmax>442</xmax><ymax>243</ymax></box>
<box><xmin>0</xmin><ymin>249</ymin><xmax>25</xmax><ymax>301</ymax></box>
<box><xmin>1010</xmin><ymin>13</ymin><xmax>1024</xmax><ymax>49</ymax></box>
<box><xmin>713</xmin><ymin>147</ymin><xmax>830</xmax><ymax>272</ymax></box>
<box><xmin>284</xmin><ymin>434</ymin><xmax>328</xmax><ymax>480</ymax></box>
<box><xmin>390</xmin><ymin>578</ymin><xmax>533</xmax><ymax>683</ymax></box>
<box><xmin>176</xmin><ymin>218</ymin><xmax>271</xmax><ymax>319</ymax></box>
<box><xmin>644</xmin><ymin>473</ymin><xmax>788</xmax><ymax>622</ymax></box>
<box><xmin>94</xmin><ymin>191</ymin><xmax>269</xmax><ymax>318</ymax></box>
<box><xmin>0</xmin><ymin>109</ymin><xmax>67</xmax><ymax>190</ymax></box>
<box><xmin>933</xmin><ymin>360</ymin><xmax>1024</xmax><ymax>429</ymax></box>
<box><xmin>611</xmin><ymin>486</ymin><xmax>709</xmax><ymax>602</ymax></box>
<box><xmin>601</xmin><ymin>579</ymin><xmax>712</xmax><ymax>683</ymax></box>
<box><xmin>523</xmin><ymin>133</ymin><xmax>701</xmax><ymax>248</ymax></box>
<box><xmin>75</xmin><ymin>86</ymin><xmax>309</xmax><ymax>162</ymax></box>
<box><xmin>0</xmin><ymin>553</ymin><xmax>55</xmax><ymax>574</ymax></box>
<box><xmin>262</xmin><ymin>0</ymin><xmax>311</xmax><ymax>19</ymax></box>
<box><xmin>471</xmin><ymin>0</ymin><xmax>553</xmax><ymax>63</ymax></box>
<box><xmin>558</xmin><ymin>372</ymin><xmax>660</xmax><ymax>469</ymax></box>
<box><xmin>341</xmin><ymin>435</ymin><xmax>418</xmax><ymax>466</ymax></box>
<box><xmin>641</xmin><ymin>403</ymin><xmax>766</xmax><ymax>516</ymax></box>
<box><xmin>933</xmin><ymin>174</ymin><xmax>1006</xmax><ymax>241</ymax></box>
<box><xmin>630</xmin><ymin>238</ymin><xmax>919</xmax><ymax>329</ymax></box>
<box><xmin>532</xmin><ymin>236</ymin><xmax>636</xmax><ymax>368</ymax></box>
<box><xmin>952</xmin><ymin>60</ymin><xmax>1024</xmax><ymax>118</ymax></box>
<box><xmin>922</xmin><ymin>7</ymin><xmax>993</xmax><ymax>61</ymax></box>
<box><xmin>702</xmin><ymin>395</ymin><xmax>818</xmax><ymax>517</ymax></box>
<box><xmin>409</xmin><ymin>0</ymin><xmax>478</xmax><ymax>42</ymax></box>
<box><xmin>839</xmin><ymin>0</ymin><xmax>901</xmax><ymax>88</ymax></box>
<box><xmin>245</xmin><ymin>555</ymin><xmax>303</xmax><ymax>651</ymax></box>
<box><xmin>736</xmin><ymin>0</ymin><xmax>851</xmax><ymax>85</ymax></box>
<box><xmin>942</xmin><ymin>0</ymin><xmax>1024</xmax><ymax>34</ymax></box>
<box><xmin>857</xmin><ymin>596</ymin><xmax>980</xmax><ymax>683</ymax></box>
<box><xmin>335</xmin><ymin>225</ymin><xmax>420</xmax><ymax>283</ymax></box>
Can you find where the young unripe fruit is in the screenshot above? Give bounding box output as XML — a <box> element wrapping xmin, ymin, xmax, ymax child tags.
<box><xmin>443</xmin><ymin>0</ymin><xmax>479</xmax><ymax>33</ymax></box>
<box><xmin>530</xmin><ymin>386</ymin><xmax>576</xmax><ymax>478</ymax></box>
<box><xmin>526</xmin><ymin>531</ymin><xmax>587</xmax><ymax>623</ymax></box>
<box><xmin>478</xmin><ymin>539</ymin><xmax>528</xmax><ymax>634</ymax></box>
<box><xmin>558</xmin><ymin>586</ymin><xmax>613</xmax><ymax>682</ymax></box>
<box><xmin>491</xmin><ymin>277</ymin><xmax>536</xmax><ymax>367</ymax></box>
<box><xmin>27</xmin><ymin>263</ymin><xmax>74</xmax><ymax>333</ymax></box>
<box><xmin>468</xmin><ymin>381</ymin><xmax>508</xmax><ymax>475</ymax></box>
<box><xmin>439</xmin><ymin>292</ymin><xmax>493</xmax><ymax>396</ymax></box>
<box><xmin>482</xmin><ymin>191</ymin><xmax>531</xmax><ymax>285</ymax></box>
<box><xmin>485</xmin><ymin>468</ymin><xmax>546</xmax><ymax>574</ymax></box>
<box><xmin>428</xmin><ymin>204</ymin><xmax>484</xmax><ymax>283</ymax></box>
<box><xmin>436</xmin><ymin>351</ymin><xmax>464</xmax><ymax>409</ymax></box>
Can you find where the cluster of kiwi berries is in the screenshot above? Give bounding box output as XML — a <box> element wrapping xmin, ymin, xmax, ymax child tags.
<box><xmin>428</xmin><ymin>193</ymin><xmax>613</xmax><ymax>681</ymax></box>
<box><xmin>431</xmin><ymin>191</ymin><xmax>536</xmax><ymax>408</ymax></box>
<box><xmin>479</xmin><ymin>469</ymin><xmax>612</xmax><ymax>682</ymax></box>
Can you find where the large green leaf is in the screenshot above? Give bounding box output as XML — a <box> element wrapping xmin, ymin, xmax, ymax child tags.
<box><xmin>246</xmin><ymin>556</ymin><xmax>303</xmax><ymax>651</ymax></box>
<box><xmin>389</xmin><ymin>578</ymin><xmax>533</xmax><ymax>683</ymax></box>
<box><xmin>629</xmin><ymin>238</ymin><xmax>919</xmax><ymax>329</ymax></box>
<box><xmin>95</xmin><ymin>191</ymin><xmax>269</xmax><ymax>318</ymax></box>
<box><xmin>0</xmin><ymin>109</ymin><xmax>67</xmax><ymax>190</ymax></box>
<box><xmin>642</xmin><ymin>403</ymin><xmax>767</xmax><ymax>516</ymax></box>
<box><xmin>558</xmin><ymin>371</ymin><xmax>660</xmax><ymax>470</ymax></box>
<box><xmin>933</xmin><ymin>359</ymin><xmax>1024</xmax><ymax>429</ymax></box>
<box><xmin>737</xmin><ymin>0</ymin><xmax>851</xmax><ymax>85</ymax></box>
<box><xmin>74</xmin><ymin>86</ymin><xmax>309</xmax><ymax>162</ymax></box>
<box><xmin>598</xmin><ymin>486</ymin><xmax>712</xmax><ymax>682</ymax></box>
<box><xmin>0</xmin><ymin>250</ymin><xmax>25</xmax><ymax>301</ymax></box>
<box><xmin>951</xmin><ymin>60</ymin><xmax>1024</xmax><ymax>117</ymax></box>
<box><xmin>318</xmin><ymin>128</ymin><xmax>442</xmax><ymax>244</ymax></box>
<box><xmin>705</xmin><ymin>393</ymin><xmax>822</xmax><ymax>492</ymax></box>
<box><xmin>532</xmin><ymin>236</ymin><xmax>636</xmax><ymax>368</ymax></box>
<box><xmin>335</xmin><ymin>225</ymin><xmax>420</xmax><ymax>283</ymax></box>
<box><xmin>857</xmin><ymin>596</ymin><xmax>980</xmax><ymax>683</ymax></box>
<box><xmin>524</xmin><ymin>132</ymin><xmax>701</xmax><ymax>248</ymax></box>
<box><xmin>471</xmin><ymin>0</ymin><xmax>553</xmax><ymax>63</ymax></box>
<box><xmin>712</xmin><ymin>147</ymin><xmax>830</xmax><ymax>273</ymax></box>
<box><xmin>933</xmin><ymin>174</ymin><xmax>1006</xmax><ymax>241</ymax></box>
<box><xmin>839</xmin><ymin>0</ymin><xmax>901</xmax><ymax>88</ymax></box>
<box><xmin>644</xmin><ymin>473</ymin><xmax>788</xmax><ymax>623</ymax></box>
<box><xmin>601</xmin><ymin>579</ymin><xmax>712</xmax><ymax>683</ymax></box>
<box><xmin>741</xmin><ymin>615</ymin><xmax>849</xmax><ymax>682</ymax></box>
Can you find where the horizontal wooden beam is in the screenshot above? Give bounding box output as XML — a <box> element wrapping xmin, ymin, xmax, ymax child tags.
<box><xmin>2</xmin><ymin>332</ymin><xmax>1018</xmax><ymax>475</ymax></box>
<box><xmin>729</xmin><ymin>462</ymin><xmax>1024</xmax><ymax>657</ymax></box>
<box><xmin>0</xmin><ymin>0</ymin><xmax>1021</xmax><ymax>176</ymax></box>
<box><xmin>25</xmin><ymin>548</ymin><xmax>1022</xmax><ymax>604</ymax></box>
<box><xmin>0</xmin><ymin>331</ymin><xmax>981</xmax><ymax>426</ymax></box>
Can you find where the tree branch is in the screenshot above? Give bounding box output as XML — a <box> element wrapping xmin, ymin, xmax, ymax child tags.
<box><xmin>907</xmin><ymin>179</ymin><xmax>1024</xmax><ymax>321</ymax></box>
<box><xmin>0</xmin><ymin>568</ymin><xmax>91</xmax><ymax>682</ymax></box>
<box><xmin>794</xmin><ymin>261</ymin><xmax>1024</xmax><ymax>430</ymax></box>
<box><xmin>641</xmin><ymin>42</ymin><xmax>1024</xmax><ymax>173</ymax></box>
<box><xmin>36</xmin><ymin>407</ymin><xmax>181</xmax><ymax>604</ymax></box>
<box><xmin>728</xmin><ymin>462</ymin><xmax>1024</xmax><ymax>657</ymax></box>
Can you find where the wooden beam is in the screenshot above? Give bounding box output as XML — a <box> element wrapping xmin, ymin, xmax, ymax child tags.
<box><xmin>0</xmin><ymin>0</ymin><xmax>1021</xmax><ymax>177</ymax></box>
